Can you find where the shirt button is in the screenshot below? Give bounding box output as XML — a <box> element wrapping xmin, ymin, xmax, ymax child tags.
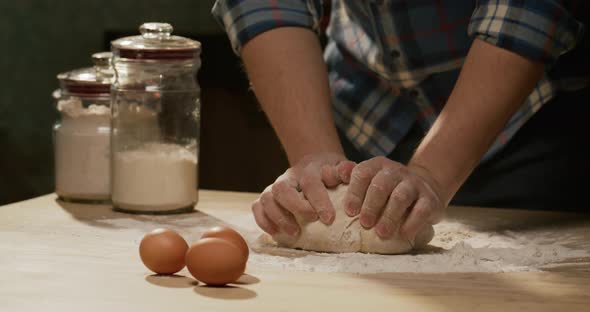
<box><xmin>390</xmin><ymin>49</ymin><xmax>401</xmax><ymax>58</ymax></box>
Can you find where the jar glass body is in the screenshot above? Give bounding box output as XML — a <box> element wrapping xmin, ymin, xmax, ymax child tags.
<box><xmin>53</xmin><ymin>93</ymin><xmax>111</xmax><ymax>202</ymax></box>
<box><xmin>110</xmin><ymin>58</ymin><xmax>200</xmax><ymax>213</ymax></box>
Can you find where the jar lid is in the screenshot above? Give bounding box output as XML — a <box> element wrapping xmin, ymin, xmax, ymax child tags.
<box><xmin>57</xmin><ymin>52</ymin><xmax>114</xmax><ymax>95</ymax></box>
<box><xmin>111</xmin><ymin>22</ymin><xmax>201</xmax><ymax>60</ymax></box>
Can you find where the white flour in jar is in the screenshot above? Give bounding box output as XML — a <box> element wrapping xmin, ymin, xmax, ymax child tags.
<box><xmin>54</xmin><ymin>98</ymin><xmax>111</xmax><ymax>200</ymax></box>
<box><xmin>112</xmin><ymin>142</ymin><xmax>198</xmax><ymax>212</ymax></box>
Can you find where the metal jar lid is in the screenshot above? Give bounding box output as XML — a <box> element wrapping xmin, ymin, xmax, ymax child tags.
<box><xmin>111</xmin><ymin>22</ymin><xmax>201</xmax><ymax>60</ymax></box>
<box><xmin>57</xmin><ymin>52</ymin><xmax>114</xmax><ymax>95</ymax></box>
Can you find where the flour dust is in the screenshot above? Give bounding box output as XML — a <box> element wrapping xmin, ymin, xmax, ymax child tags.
<box><xmin>224</xmin><ymin>214</ymin><xmax>590</xmax><ymax>274</ymax></box>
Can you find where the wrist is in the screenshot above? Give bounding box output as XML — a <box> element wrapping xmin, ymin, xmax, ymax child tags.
<box><xmin>292</xmin><ymin>150</ymin><xmax>346</xmax><ymax>167</ymax></box>
<box><xmin>407</xmin><ymin>161</ymin><xmax>455</xmax><ymax>206</ymax></box>
<box><xmin>285</xmin><ymin>133</ymin><xmax>346</xmax><ymax>165</ymax></box>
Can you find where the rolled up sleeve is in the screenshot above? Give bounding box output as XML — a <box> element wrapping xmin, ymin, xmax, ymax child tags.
<box><xmin>212</xmin><ymin>0</ymin><xmax>321</xmax><ymax>54</ymax></box>
<box><xmin>468</xmin><ymin>0</ymin><xmax>585</xmax><ymax>63</ymax></box>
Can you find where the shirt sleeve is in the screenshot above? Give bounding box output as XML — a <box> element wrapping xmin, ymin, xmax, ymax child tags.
<box><xmin>211</xmin><ymin>0</ymin><xmax>325</xmax><ymax>54</ymax></box>
<box><xmin>468</xmin><ymin>0</ymin><xmax>585</xmax><ymax>64</ymax></box>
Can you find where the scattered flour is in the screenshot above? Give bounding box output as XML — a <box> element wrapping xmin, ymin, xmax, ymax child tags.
<box><xmin>72</xmin><ymin>197</ymin><xmax>589</xmax><ymax>274</ymax></box>
<box><xmin>225</xmin><ymin>214</ymin><xmax>590</xmax><ymax>273</ymax></box>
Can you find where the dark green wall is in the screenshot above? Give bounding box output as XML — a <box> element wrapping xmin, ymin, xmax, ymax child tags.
<box><xmin>0</xmin><ymin>1</ymin><xmax>222</xmax><ymax>203</ymax></box>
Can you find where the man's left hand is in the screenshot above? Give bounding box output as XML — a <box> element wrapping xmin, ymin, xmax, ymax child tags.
<box><xmin>334</xmin><ymin>157</ymin><xmax>447</xmax><ymax>241</ymax></box>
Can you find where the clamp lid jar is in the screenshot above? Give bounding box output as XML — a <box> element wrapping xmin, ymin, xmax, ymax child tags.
<box><xmin>110</xmin><ymin>23</ymin><xmax>201</xmax><ymax>214</ymax></box>
<box><xmin>53</xmin><ymin>52</ymin><xmax>114</xmax><ymax>202</ymax></box>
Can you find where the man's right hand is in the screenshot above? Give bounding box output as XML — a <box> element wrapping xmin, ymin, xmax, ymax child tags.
<box><xmin>251</xmin><ymin>153</ymin><xmax>355</xmax><ymax>236</ymax></box>
<box><xmin>241</xmin><ymin>27</ymin><xmax>354</xmax><ymax>236</ymax></box>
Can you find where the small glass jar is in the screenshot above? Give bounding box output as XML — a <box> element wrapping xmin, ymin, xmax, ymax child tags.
<box><xmin>110</xmin><ymin>22</ymin><xmax>201</xmax><ymax>214</ymax></box>
<box><xmin>53</xmin><ymin>52</ymin><xmax>114</xmax><ymax>202</ymax></box>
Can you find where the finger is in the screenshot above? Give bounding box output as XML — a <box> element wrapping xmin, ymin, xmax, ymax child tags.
<box><xmin>357</xmin><ymin>168</ymin><xmax>402</xmax><ymax>221</ymax></box>
<box><xmin>252</xmin><ymin>200</ymin><xmax>279</xmax><ymax>235</ymax></box>
<box><xmin>260</xmin><ymin>192</ymin><xmax>300</xmax><ymax>236</ymax></box>
<box><xmin>374</xmin><ymin>186</ymin><xmax>414</xmax><ymax>238</ymax></box>
<box><xmin>320</xmin><ymin>165</ymin><xmax>341</xmax><ymax>188</ymax></box>
<box><xmin>366</xmin><ymin>179</ymin><xmax>417</xmax><ymax>229</ymax></box>
<box><xmin>272</xmin><ymin>179</ymin><xmax>318</xmax><ymax>221</ymax></box>
<box><xmin>336</xmin><ymin>160</ymin><xmax>356</xmax><ymax>184</ymax></box>
<box><xmin>346</xmin><ymin>158</ymin><xmax>387</xmax><ymax>218</ymax></box>
<box><xmin>299</xmin><ymin>173</ymin><xmax>335</xmax><ymax>225</ymax></box>
<box><xmin>399</xmin><ymin>197</ymin><xmax>432</xmax><ymax>242</ymax></box>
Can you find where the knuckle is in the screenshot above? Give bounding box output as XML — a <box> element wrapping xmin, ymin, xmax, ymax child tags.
<box><xmin>391</xmin><ymin>190</ymin><xmax>412</xmax><ymax>205</ymax></box>
<box><xmin>381</xmin><ymin>167</ymin><xmax>397</xmax><ymax>177</ymax></box>
<box><xmin>338</xmin><ymin>160</ymin><xmax>356</xmax><ymax>172</ymax></box>
<box><xmin>379</xmin><ymin>212</ymin><xmax>397</xmax><ymax>227</ymax></box>
<box><xmin>277</xmin><ymin>218</ymin><xmax>296</xmax><ymax>231</ymax></box>
<box><xmin>256</xmin><ymin>214</ymin><xmax>269</xmax><ymax>230</ymax></box>
<box><xmin>413</xmin><ymin>205</ymin><xmax>431</xmax><ymax>218</ymax></box>
<box><xmin>251</xmin><ymin>200</ymin><xmax>261</xmax><ymax>213</ymax></box>
<box><xmin>365</xmin><ymin>196</ymin><xmax>383</xmax><ymax>211</ymax></box>
<box><xmin>260</xmin><ymin>192</ymin><xmax>274</xmax><ymax>205</ymax></box>
<box><xmin>271</xmin><ymin>182</ymin><xmax>289</xmax><ymax>202</ymax></box>
<box><xmin>351</xmin><ymin>167</ymin><xmax>372</xmax><ymax>183</ymax></box>
<box><xmin>320</xmin><ymin>165</ymin><xmax>332</xmax><ymax>177</ymax></box>
<box><xmin>408</xmin><ymin>175</ymin><xmax>424</xmax><ymax>188</ymax></box>
<box><xmin>271</xmin><ymin>212</ymin><xmax>287</xmax><ymax>226</ymax></box>
<box><xmin>262</xmin><ymin>184</ymin><xmax>273</xmax><ymax>193</ymax></box>
<box><xmin>272</xmin><ymin>180</ymin><xmax>289</xmax><ymax>193</ymax></box>
<box><xmin>397</xmin><ymin>166</ymin><xmax>409</xmax><ymax>176</ymax></box>
<box><xmin>369</xmin><ymin>181</ymin><xmax>387</xmax><ymax>194</ymax></box>
<box><xmin>374</xmin><ymin>156</ymin><xmax>388</xmax><ymax>163</ymax></box>
<box><xmin>276</xmin><ymin>218</ymin><xmax>288</xmax><ymax>227</ymax></box>
<box><xmin>321</xmin><ymin>164</ymin><xmax>333</xmax><ymax>173</ymax></box>
<box><xmin>382</xmin><ymin>166</ymin><xmax>405</xmax><ymax>180</ymax></box>
<box><xmin>339</xmin><ymin>160</ymin><xmax>354</xmax><ymax>167</ymax></box>
<box><xmin>299</xmin><ymin>174</ymin><xmax>316</xmax><ymax>190</ymax></box>
<box><xmin>362</xmin><ymin>208</ymin><xmax>379</xmax><ymax>219</ymax></box>
<box><xmin>292</xmin><ymin>202</ymin><xmax>309</xmax><ymax>215</ymax></box>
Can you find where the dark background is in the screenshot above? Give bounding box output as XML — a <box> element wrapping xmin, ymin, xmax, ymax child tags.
<box><xmin>0</xmin><ymin>0</ymin><xmax>288</xmax><ymax>204</ymax></box>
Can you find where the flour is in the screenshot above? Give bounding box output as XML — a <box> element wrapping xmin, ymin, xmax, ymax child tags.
<box><xmin>54</xmin><ymin>98</ymin><xmax>111</xmax><ymax>200</ymax></box>
<box><xmin>223</xmin><ymin>214</ymin><xmax>590</xmax><ymax>274</ymax></box>
<box><xmin>57</xmin><ymin>98</ymin><xmax>110</xmax><ymax>117</ymax></box>
<box><xmin>112</xmin><ymin>142</ymin><xmax>198</xmax><ymax>212</ymax></box>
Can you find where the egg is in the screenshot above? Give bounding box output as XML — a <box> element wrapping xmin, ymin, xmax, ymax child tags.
<box><xmin>139</xmin><ymin>228</ymin><xmax>188</xmax><ymax>275</ymax></box>
<box><xmin>201</xmin><ymin>226</ymin><xmax>249</xmax><ymax>259</ymax></box>
<box><xmin>185</xmin><ymin>237</ymin><xmax>246</xmax><ymax>286</ymax></box>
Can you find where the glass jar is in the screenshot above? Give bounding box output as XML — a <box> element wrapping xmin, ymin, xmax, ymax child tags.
<box><xmin>110</xmin><ymin>22</ymin><xmax>201</xmax><ymax>214</ymax></box>
<box><xmin>53</xmin><ymin>52</ymin><xmax>114</xmax><ymax>202</ymax></box>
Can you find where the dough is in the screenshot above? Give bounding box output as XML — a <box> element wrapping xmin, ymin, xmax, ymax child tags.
<box><xmin>272</xmin><ymin>185</ymin><xmax>434</xmax><ymax>254</ymax></box>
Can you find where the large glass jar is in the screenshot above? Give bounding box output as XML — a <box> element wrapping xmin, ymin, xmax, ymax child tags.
<box><xmin>53</xmin><ymin>52</ymin><xmax>114</xmax><ymax>202</ymax></box>
<box><xmin>110</xmin><ymin>22</ymin><xmax>201</xmax><ymax>214</ymax></box>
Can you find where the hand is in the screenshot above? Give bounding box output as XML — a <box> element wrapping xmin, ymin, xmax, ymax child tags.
<box><xmin>342</xmin><ymin>157</ymin><xmax>447</xmax><ymax>241</ymax></box>
<box><xmin>251</xmin><ymin>153</ymin><xmax>355</xmax><ymax>236</ymax></box>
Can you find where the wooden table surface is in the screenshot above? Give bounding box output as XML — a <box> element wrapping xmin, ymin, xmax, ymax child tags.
<box><xmin>1</xmin><ymin>190</ymin><xmax>589</xmax><ymax>312</ymax></box>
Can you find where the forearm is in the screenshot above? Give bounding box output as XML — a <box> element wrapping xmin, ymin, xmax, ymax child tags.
<box><xmin>241</xmin><ymin>27</ymin><xmax>343</xmax><ymax>165</ymax></box>
<box><xmin>409</xmin><ymin>39</ymin><xmax>545</xmax><ymax>203</ymax></box>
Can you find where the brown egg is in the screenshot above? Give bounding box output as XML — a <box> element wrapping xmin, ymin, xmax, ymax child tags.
<box><xmin>185</xmin><ymin>237</ymin><xmax>246</xmax><ymax>286</ymax></box>
<box><xmin>201</xmin><ymin>226</ymin><xmax>249</xmax><ymax>260</ymax></box>
<box><xmin>139</xmin><ymin>228</ymin><xmax>188</xmax><ymax>275</ymax></box>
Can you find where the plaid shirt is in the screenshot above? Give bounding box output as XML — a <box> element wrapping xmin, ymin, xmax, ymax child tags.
<box><xmin>212</xmin><ymin>0</ymin><xmax>587</xmax><ymax>160</ymax></box>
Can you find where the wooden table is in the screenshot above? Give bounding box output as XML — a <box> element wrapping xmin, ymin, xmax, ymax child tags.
<box><xmin>1</xmin><ymin>190</ymin><xmax>589</xmax><ymax>312</ymax></box>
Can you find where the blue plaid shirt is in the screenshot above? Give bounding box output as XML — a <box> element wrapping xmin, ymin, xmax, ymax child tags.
<box><xmin>212</xmin><ymin>0</ymin><xmax>587</xmax><ymax>160</ymax></box>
